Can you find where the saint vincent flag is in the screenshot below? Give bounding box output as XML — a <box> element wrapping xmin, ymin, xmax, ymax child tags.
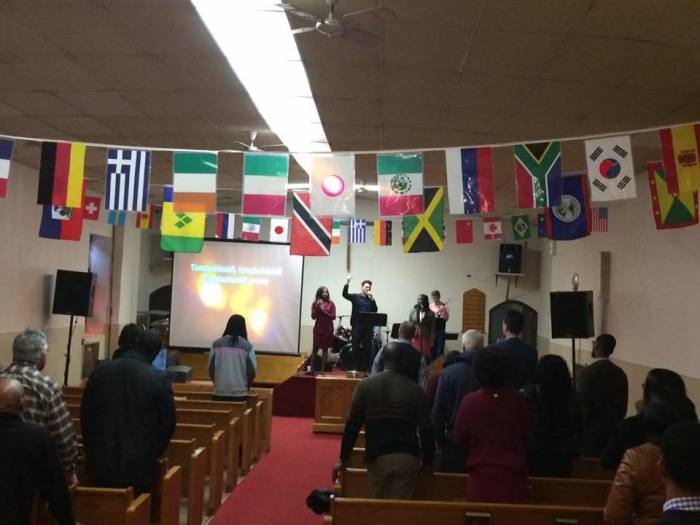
<box><xmin>514</xmin><ymin>142</ymin><xmax>562</xmax><ymax>208</ymax></box>
<box><xmin>647</xmin><ymin>162</ymin><xmax>698</xmax><ymax>230</ymax></box>
<box><xmin>160</xmin><ymin>186</ymin><xmax>205</xmax><ymax>253</ymax></box>
<box><xmin>374</xmin><ymin>220</ymin><xmax>392</xmax><ymax>246</ymax></box>
<box><xmin>659</xmin><ymin>124</ymin><xmax>700</xmax><ymax>193</ymax></box>
<box><xmin>37</xmin><ymin>141</ymin><xmax>86</xmax><ymax>208</ymax></box>
<box><xmin>511</xmin><ymin>215</ymin><xmax>531</xmax><ymax>241</ymax></box>
<box><xmin>402</xmin><ymin>187</ymin><xmax>444</xmax><ymax>253</ymax></box>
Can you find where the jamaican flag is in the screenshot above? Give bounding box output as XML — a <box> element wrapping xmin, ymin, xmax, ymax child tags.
<box><xmin>402</xmin><ymin>187</ymin><xmax>444</xmax><ymax>253</ymax></box>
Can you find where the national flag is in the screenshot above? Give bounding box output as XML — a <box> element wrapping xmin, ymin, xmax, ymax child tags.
<box><xmin>160</xmin><ymin>186</ymin><xmax>205</xmax><ymax>253</ymax></box>
<box><xmin>537</xmin><ymin>214</ymin><xmax>546</xmax><ymax>238</ymax></box>
<box><xmin>374</xmin><ymin>220</ymin><xmax>392</xmax><ymax>246</ymax></box>
<box><xmin>83</xmin><ymin>195</ymin><xmax>101</xmax><ymax>221</ymax></box>
<box><xmin>310</xmin><ymin>154</ymin><xmax>355</xmax><ymax>217</ymax></box>
<box><xmin>591</xmin><ymin>208</ymin><xmax>609</xmax><ymax>233</ymax></box>
<box><xmin>135</xmin><ymin>205</ymin><xmax>154</xmax><ymax>230</ymax></box>
<box><xmin>240</xmin><ymin>217</ymin><xmax>261</xmax><ymax>241</ymax></box>
<box><xmin>455</xmin><ymin>219</ymin><xmax>473</xmax><ymax>244</ymax></box>
<box><xmin>349</xmin><ymin>219</ymin><xmax>366</xmax><ymax>244</ymax></box>
<box><xmin>39</xmin><ymin>205</ymin><xmax>83</xmax><ymax>241</ymax></box>
<box><xmin>216</xmin><ymin>213</ymin><xmax>236</xmax><ymax>239</ymax></box>
<box><xmin>331</xmin><ymin>219</ymin><xmax>341</xmax><ymax>245</ymax></box>
<box><xmin>511</xmin><ymin>215</ymin><xmax>531</xmax><ymax>241</ymax></box>
<box><xmin>0</xmin><ymin>138</ymin><xmax>14</xmax><ymax>198</ymax></box>
<box><xmin>659</xmin><ymin>124</ymin><xmax>700</xmax><ymax>193</ymax></box>
<box><xmin>402</xmin><ymin>187</ymin><xmax>444</xmax><ymax>253</ymax></box>
<box><xmin>105</xmin><ymin>148</ymin><xmax>151</xmax><ymax>212</ymax></box>
<box><xmin>544</xmin><ymin>174</ymin><xmax>592</xmax><ymax>240</ymax></box>
<box><xmin>585</xmin><ymin>135</ymin><xmax>636</xmax><ymax>201</ymax></box>
<box><xmin>377</xmin><ymin>152</ymin><xmax>424</xmax><ymax>217</ymax></box>
<box><xmin>514</xmin><ymin>142</ymin><xmax>562</xmax><ymax>208</ymax></box>
<box><xmin>108</xmin><ymin>210</ymin><xmax>127</xmax><ymax>226</ymax></box>
<box><xmin>270</xmin><ymin>218</ymin><xmax>289</xmax><ymax>243</ymax></box>
<box><xmin>291</xmin><ymin>192</ymin><xmax>332</xmax><ymax>256</ymax></box>
<box><xmin>173</xmin><ymin>151</ymin><xmax>217</xmax><ymax>213</ymax></box>
<box><xmin>445</xmin><ymin>147</ymin><xmax>495</xmax><ymax>214</ymax></box>
<box><xmin>483</xmin><ymin>218</ymin><xmax>502</xmax><ymax>240</ymax></box>
<box><xmin>37</xmin><ymin>142</ymin><xmax>86</xmax><ymax>208</ymax></box>
<box><xmin>647</xmin><ymin>162</ymin><xmax>698</xmax><ymax>230</ymax></box>
<box><xmin>242</xmin><ymin>152</ymin><xmax>289</xmax><ymax>216</ymax></box>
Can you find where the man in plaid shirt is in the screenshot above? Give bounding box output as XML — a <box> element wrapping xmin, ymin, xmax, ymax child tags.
<box><xmin>0</xmin><ymin>329</ymin><xmax>78</xmax><ymax>487</ymax></box>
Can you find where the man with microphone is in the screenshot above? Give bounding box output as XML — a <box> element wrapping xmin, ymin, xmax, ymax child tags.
<box><xmin>342</xmin><ymin>275</ymin><xmax>378</xmax><ymax>372</ymax></box>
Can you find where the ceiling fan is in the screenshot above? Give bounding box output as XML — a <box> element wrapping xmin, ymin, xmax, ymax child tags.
<box><xmin>277</xmin><ymin>0</ymin><xmax>396</xmax><ymax>47</ymax></box>
<box><xmin>235</xmin><ymin>131</ymin><xmax>285</xmax><ymax>152</ymax></box>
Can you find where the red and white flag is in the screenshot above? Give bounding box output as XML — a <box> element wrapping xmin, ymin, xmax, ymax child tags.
<box><xmin>483</xmin><ymin>218</ymin><xmax>502</xmax><ymax>240</ymax></box>
<box><xmin>290</xmin><ymin>192</ymin><xmax>332</xmax><ymax>256</ymax></box>
<box><xmin>269</xmin><ymin>218</ymin><xmax>289</xmax><ymax>242</ymax></box>
<box><xmin>455</xmin><ymin>219</ymin><xmax>473</xmax><ymax>244</ymax></box>
<box><xmin>83</xmin><ymin>195</ymin><xmax>101</xmax><ymax>221</ymax></box>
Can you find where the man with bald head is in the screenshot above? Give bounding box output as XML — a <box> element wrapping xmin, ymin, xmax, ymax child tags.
<box><xmin>370</xmin><ymin>321</ymin><xmax>428</xmax><ymax>387</ymax></box>
<box><xmin>336</xmin><ymin>342</ymin><xmax>435</xmax><ymax>499</ymax></box>
<box><xmin>0</xmin><ymin>378</ymin><xmax>76</xmax><ymax>525</ymax></box>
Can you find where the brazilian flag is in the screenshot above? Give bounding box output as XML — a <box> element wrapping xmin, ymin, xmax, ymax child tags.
<box><xmin>402</xmin><ymin>187</ymin><xmax>444</xmax><ymax>253</ymax></box>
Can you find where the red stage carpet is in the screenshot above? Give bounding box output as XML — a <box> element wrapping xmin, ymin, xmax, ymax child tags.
<box><xmin>211</xmin><ymin>416</ymin><xmax>341</xmax><ymax>525</ymax></box>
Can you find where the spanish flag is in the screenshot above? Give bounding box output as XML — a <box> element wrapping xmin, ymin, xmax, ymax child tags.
<box><xmin>160</xmin><ymin>186</ymin><xmax>205</xmax><ymax>253</ymax></box>
<box><xmin>37</xmin><ymin>142</ymin><xmax>86</xmax><ymax>208</ymax></box>
<box><xmin>659</xmin><ymin>124</ymin><xmax>700</xmax><ymax>193</ymax></box>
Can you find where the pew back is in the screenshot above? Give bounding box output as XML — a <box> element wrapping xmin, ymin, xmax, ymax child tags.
<box><xmin>72</xmin><ymin>487</ymin><xmax>151</xmax><ymax>525</ymax></box>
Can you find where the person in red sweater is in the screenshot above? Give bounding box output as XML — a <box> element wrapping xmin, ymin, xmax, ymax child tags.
<box><xmin>310</xmin><ymin>286</ymin><xmax>336</xmax><ymax>375</ymax></box>
<box><xmin>452</xmin><ymin>347</ymin><xmax>532</xmax><ymax>503</ymax></box>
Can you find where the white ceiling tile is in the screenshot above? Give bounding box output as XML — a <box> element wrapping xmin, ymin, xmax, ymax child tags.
<box><xmin>0</xmin><ymin>92</ymin><xmax>79</xmax><ymax>116</ymax></box>
<box><xmin>55</xmin><ymin>92</ymin><xmax>141</xmax><ymax>117</ymax></box>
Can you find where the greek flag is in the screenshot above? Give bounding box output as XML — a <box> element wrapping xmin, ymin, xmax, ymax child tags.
<box><xmin>105</xmin><ymin>148</ymin><xmax>151</xmax><ymax>211</ymax></box>
<box><xmin>349</xmin><ymin>218</ymin><xmax>366</xmax><ymax>244</ymax></box>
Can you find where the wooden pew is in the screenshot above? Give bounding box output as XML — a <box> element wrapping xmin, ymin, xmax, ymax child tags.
<box><xmin>329</xmin><ymin>497</ymin><xmax>605</xmax><ymax>525</ymax></box>
<box><xmin>250</xmin><ymin>387</ymin><xmax>273</xmax><ymax>453</ymax></box>
<box><xmin>165</xmin><ymin>439</ymin><xmax>206</xmax><ymax>525</ymax></box>
<box><xmin>73</xmin><ymin>487</ymin><xmax>151</xmax><ymax>525</ymax></box>
<box><xmin>173</xmin><ymin>423</ymin><xmax>225</xmax><ymax>514</ymax></box>
<box><xmin>66</xmin><ymin>403</ymin><xmax>80</xmax><ymax>419</ymax></box>
<box><xmin>154</xmin><ymin>465</ymin><xmax>182</xmax><ymax>525</ymax></box>
<box><xmin>337</xmin><ymin>468</ymin><xmax>611</xmax><ymax>507</ymax></box>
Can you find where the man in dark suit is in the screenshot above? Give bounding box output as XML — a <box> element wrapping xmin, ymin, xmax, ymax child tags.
<box><xmin>576</xmin><ymin>333</ymin><xmax>628</xmax><ymax>457</ymax></box>
<box><xmin>370</xmin><ymin>321</ymin><xmax>427</xmax><ymax>388</ymax></box>
<box><xmin>659</xmin><ymin>422</ymin><xmax>700</xmax><ymax>524</ymax></box>
<box><xmin>81</xmin><ymin>329</ymin><xmax>176</xmax><ymax>495</ymax></box>
<box><xmin>492</xmin><ymin>310</ymin><xmax>538</xmax><ymax>389</ymax></box>
<box><xmin>342</xmin><ymin>274</ymin><xmax>378</xmax><ymax>372</ymax></box>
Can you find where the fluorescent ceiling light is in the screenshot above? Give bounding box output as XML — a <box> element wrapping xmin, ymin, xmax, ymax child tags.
<box><xmin>192</xmin><ymin>0</ymin><xmax>331</xmax><ymax>171</ymax></box>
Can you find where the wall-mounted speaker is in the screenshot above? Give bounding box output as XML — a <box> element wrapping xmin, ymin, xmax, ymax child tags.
<box><xmin>498</xmin><ymin>243</ymin><xmax>522</xmax><ymax>274</ymax></box>
<box><xmin>52</xmin><ymin>270</ymin><xmax>96</xmax><ymax>317</ymax></box>
<box><xmin>550</xmin><ymin>291</ymin><xmax>594</xmax><ymax>339</ymax></box>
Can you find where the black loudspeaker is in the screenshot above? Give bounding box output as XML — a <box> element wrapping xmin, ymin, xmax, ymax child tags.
<box><xmin>52</xmin><ymin>270</ymin><xmax>96</xmax><ymax>317</ymax></box>
<box><xmin>550</xmin><ymin>291</ymin><xmax>594</xmax><ymax>339</ymax></box>
<box><xmin>498</xmin><ymin>243</ymin><xmax>522</xmax><ymax>274</ymax></box>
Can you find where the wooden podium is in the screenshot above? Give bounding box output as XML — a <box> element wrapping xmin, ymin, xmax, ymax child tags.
<box><xmin>313</xmin><ymin>375</ymin><xmax>361</xmax><ymax>433</ymax></box>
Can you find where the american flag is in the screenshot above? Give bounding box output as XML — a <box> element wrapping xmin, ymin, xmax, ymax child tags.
<box><xmin>105</xmin><ymin>148</ymin><xmax>151</xmax><ymax>211</ymax></box>
<box><xmin>349</xmin><ymin>218</ymin><xmax>366</xmax><ymax>244</ymax></box>
<box><xmin>592</xmin><ymin>207</ymin><xmax>608</xmax><ymax>232</ymax></box>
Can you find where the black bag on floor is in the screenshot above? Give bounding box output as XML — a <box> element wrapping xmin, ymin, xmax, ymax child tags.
<box><xmin>306</xmin><ymin>488</ymin><xmax>332</xmax><ymax>515</ymax></box>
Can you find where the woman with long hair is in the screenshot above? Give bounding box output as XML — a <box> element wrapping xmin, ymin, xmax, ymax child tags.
<box><xmin>209</xmin><ymin>314</ymin><xmax>256</xmax><ymax>401</ymax></box>
<box><xmin>310</xmin><ymin>286</ymin><xmax>336</xmax><ymax>375</ymax></box>
<box><xmin>522</xmin><ymin>354</ymin><xmax>581</xmax><ymax>477</ymax></box>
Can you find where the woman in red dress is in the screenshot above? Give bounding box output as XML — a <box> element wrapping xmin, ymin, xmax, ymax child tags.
<box><xmin>311</xmin><ymin>286</ymin><xmax>336</xmax><ymax>375</ymax></box>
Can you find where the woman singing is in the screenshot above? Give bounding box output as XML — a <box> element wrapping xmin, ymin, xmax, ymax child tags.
<box><xmin>311</xmin><ymin>286</ymin><xmax>336</xmax><ymax>375</ymax></box>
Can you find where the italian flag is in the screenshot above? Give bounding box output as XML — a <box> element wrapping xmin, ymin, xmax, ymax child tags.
<box><xmin>377</xmin><ymin>152</ymin><xmax>424</xmax><ymax>217</ymax></box>
<box><xmin>240</xmin><ymin>216</ymin><xmax>261</xmax><ymax>241</ymax></box>
<box><xmin>242</xmin><ymin>152</ymin><xmax>289</xmax><ymax>216</ymax></box>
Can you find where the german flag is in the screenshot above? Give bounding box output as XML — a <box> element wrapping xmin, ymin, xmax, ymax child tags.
<box><xmin>37</xmin><ymin>142</ymin><xmax>86</xmax><ymax>208</ymax></box>
<box><xmin>402</xmin><ymin>187</ymin><xmax>444</xmax><ymax>253</ymax></box>
<box><xmin>374</xmin><ymin>220</ymin><xmax>392</xmax><ymax>246</ymax></box>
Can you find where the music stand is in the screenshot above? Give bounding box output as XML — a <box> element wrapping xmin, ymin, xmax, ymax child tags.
<box><xmin>357</xmin><ymin>312</ymin><xmax>388</xmax><ymax>328</ymax></box>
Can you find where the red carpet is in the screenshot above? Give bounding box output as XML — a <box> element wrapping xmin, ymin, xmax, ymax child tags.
<box><xmin>211</xmin><ymin>417</ymin><xmax>341</xmax><ymax>525</ymax></box>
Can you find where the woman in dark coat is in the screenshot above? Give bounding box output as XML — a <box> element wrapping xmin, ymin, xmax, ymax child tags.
<box><xmin>310</xmin><ymin>286</ymin><xmax>336</xmax><ymax>375</ymax></box>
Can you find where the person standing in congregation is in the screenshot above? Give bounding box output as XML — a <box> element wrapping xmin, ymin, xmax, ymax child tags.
<box><xmin>409</xmin><ymin>294</ymin><xmax>436</xmax><ymax>361</ymax></box>
<box><xmin>342</xmin><ymin>275</ymin><xmax>378</xmax><ymax>372</ymax></box>
<box><xmin>429</xmin><ymin>290</ymin><xmax>450</xmax><ymax>361</ymax></box>
<box><xmin>310</xmin><ymin>286</ymin><xmax>336</xmax><ymax>375</ymax></box>
<box><xmin>210</xmin><ymin>314</ymin><xmax>257</xmax><ymax>401</ymax></box>
<box><xmin>492</xmin><ymin>310</ymin><xmax>538</xmax><ymax>389</ymax></box>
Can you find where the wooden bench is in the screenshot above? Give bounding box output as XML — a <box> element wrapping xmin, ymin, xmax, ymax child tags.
<box><xmin>165</xmin><ymin>439</ymin><xmax>206</xmax><ymax>525</ymax></box>
<box><xmin>250</xmin><ymin>387</ymin><xmax>274</xmax><ymax>453</ymax></box>
<box><xmin>173</xmin><ymin>423</ymin><xmax>225</xmax><ymax>514</ymax></box>
<box><xmin>71</xmin><ymin>487</ymin><xmax>151</xmax><ymax>525</ymax></box>
<box><xmin>329</xmin><ymin>497</ymin><xmax>605</xmax><ymax>525</ymax></box>
<box><xmin>337</xmin><ymin>468</ymin><xmax>611</xmax><ymax>507</ymax></box>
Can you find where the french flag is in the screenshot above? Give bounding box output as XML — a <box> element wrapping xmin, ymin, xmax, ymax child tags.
<box><xmin>0</xmin><ymin>138</ymin><xmax>13</xmax><ymax>198</ymax></box>
<box><xmin>445</xmin><ymin>147</ymin><xmax>495</xmax><ymax>215</ymax></box>
<box><xmin>216</xmin><ymin>212</ymin><xmax>235</xmax><ymax>239</ymax></box>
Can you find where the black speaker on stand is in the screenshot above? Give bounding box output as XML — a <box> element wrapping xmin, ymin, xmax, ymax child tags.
<box><xmin>550</xmin><ymin>290</ymin><xmax>594</xmax><ymax>383</ymax></box>
<box><xmin>53</xmin><ymin>270</ymin><xmax>96</xmax><ymax>385</ymax></box>
<box><xmin>498</xmin><ymin>244</ymin><xmax>522</xmax><ymax>274</ymax></box>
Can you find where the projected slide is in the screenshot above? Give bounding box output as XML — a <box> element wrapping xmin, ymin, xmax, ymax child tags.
<box><xmin>170</xmin><ymin>241</ymin><xmax>304</xmax><ymax>354</ymax></box>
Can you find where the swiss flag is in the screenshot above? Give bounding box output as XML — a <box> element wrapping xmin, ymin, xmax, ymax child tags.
<box><xmin>84</xmin><ymin>195</ymin><xmax>101</xmax><ymax>221</ymax></box>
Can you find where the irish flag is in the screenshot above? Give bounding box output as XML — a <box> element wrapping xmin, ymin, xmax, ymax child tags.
<box><xmin>377</xmin><ymin>152</ymin><xmax>424</xmax><ymax>217</ymax></box>
<box><xmin>240</xmin><ymin>216</ymin><xmax>261</xmax><ymax>241</ymax></box>
<box><xmin>173</xmin><ymin>151</ymin><xmax>217</xmax><ymax>213</ymax></box>
<box><xmin>331</xmin><ymin>218</ymin><xmax>341</xmax><ymax>244</ymax></box>
<box><xmin>242</xmin><ymin>152</ymin><xmax>289</xmax><ymax>216</ymax></box>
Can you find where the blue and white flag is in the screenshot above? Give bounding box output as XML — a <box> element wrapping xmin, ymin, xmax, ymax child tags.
<box><xmin>108</xmin><ymin>210</ymin><xmax>127</xmax><ymax>227</ymax></box>
<box><xmin>105</xmin><ymin>148</ymin><xmax>151</xmax><ymax>211</ymax></box>
<box><xmin>348</xmin><ymin>218</ymin><xmax>366</xmax><ymax>244</ymax></box>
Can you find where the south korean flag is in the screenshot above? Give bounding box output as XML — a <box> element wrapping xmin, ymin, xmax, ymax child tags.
<box><xmin>585</xmin><ymin>135</ymin><xmax>636</xmax><ymax>202</ymax></box>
